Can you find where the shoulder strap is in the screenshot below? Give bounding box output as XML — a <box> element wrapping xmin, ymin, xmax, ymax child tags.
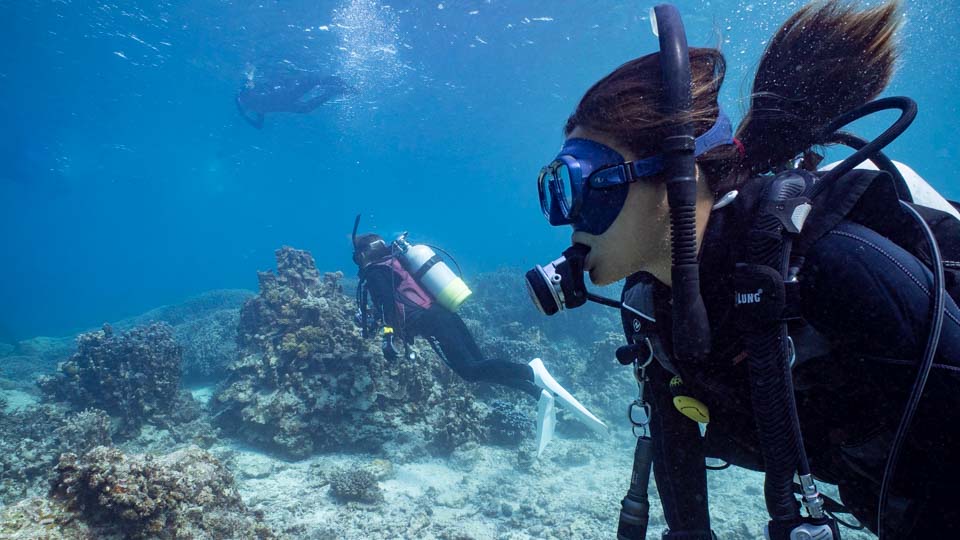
<box><xmin>732</xmin><ymin>169</ymin><xmax>838</xmax><ymax>535</ymax></box>
<box><xmin>794</xmin><ymin>168</ymin><xmax>895</xmax><ymax>259</ymax></box>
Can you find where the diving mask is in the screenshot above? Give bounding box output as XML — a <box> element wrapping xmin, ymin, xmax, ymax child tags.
<box><xmin>538</xmin><ymin>111</ymin><xmax>734</xmax><ymax>235</ymax></box>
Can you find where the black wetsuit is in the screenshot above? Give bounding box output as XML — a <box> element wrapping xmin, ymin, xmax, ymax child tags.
<box><xmin>361</xmin><ymin>261</ymin><xmax>539</xmax><ymax>397</ymax></box>
<box><xmin>235</xmin><ymin>72</ymin><xmax>349</xmax><ymax>129</ymax></box>
<box><xmin>622</xmin><ymin>174</ymin><xmax>960</xmax><ymax>537</ymax></box>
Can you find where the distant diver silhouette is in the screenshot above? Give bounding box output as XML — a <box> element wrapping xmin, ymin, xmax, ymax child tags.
<box><xmin>235</xmin><ymin>71</ymin><xmax>352</xmax><ymax>129</ymax></box>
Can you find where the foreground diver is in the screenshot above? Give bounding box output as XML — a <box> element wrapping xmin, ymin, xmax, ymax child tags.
<box><xmin>526</xmin><ymin>1</ymin><xmax>959</xmax><ymax>538</ymax></box>
<box><xmin>351</xmin><ymin>220</ymin><xmax>607</xmax><ymax>456</ymax></box>
<box><xmin>235</xmin><ymin>67</ymin><xmax>351</xmax><ymax>129</ymax></box>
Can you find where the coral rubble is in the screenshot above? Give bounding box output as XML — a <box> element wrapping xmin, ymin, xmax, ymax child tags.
<box><xmin>0</xmin><ymin>405</ymin><xmax>111</xmax><ymax>505</ymax></box>
<box><xmin>0</xmin><ymin>446</ymin><xmax>273</xmax><ymax>539</ymax></box>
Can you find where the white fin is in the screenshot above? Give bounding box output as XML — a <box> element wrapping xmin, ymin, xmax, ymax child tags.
<box><xmin>529</xmin><ymin>358</ymin><xmax>608</xmax><ymax>434</ymax></box>
<box><xmin>536</xmin><ymin>390</ymin><xmax>556</xmax><ymax>458</ymax></box>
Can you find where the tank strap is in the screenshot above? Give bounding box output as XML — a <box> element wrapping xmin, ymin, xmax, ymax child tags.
<box><xmin>412</xmin><ymin>254</ymin><xmax>443</xmax><ymax>282</ymax></box>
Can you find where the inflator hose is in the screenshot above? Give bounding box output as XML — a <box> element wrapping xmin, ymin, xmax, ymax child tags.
<box><xmin>814</xmin><ymin>97</ymin><xmax>917</xmax><ymax>197</ymax></box>
<box><xmin>617</xmin><ymin>436</ymin><xmax>654</xmax><ymax>540</ymax></box>
<box><xmin>826</xmin><ymin>131</ymin><xmax>909</xmax><ymax>199</ymax></box>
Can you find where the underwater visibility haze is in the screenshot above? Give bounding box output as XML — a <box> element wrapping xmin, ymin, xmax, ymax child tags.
<box><xmin>1</xmin><ymin>0</ymin><xmax>959</xmax><ymax>539</ymax></box>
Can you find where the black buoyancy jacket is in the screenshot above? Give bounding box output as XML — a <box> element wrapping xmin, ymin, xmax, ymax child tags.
<box><xmin>620</xmin><ymin>169</ymin><xmax>960</xmax><ymax>533</ymax></box>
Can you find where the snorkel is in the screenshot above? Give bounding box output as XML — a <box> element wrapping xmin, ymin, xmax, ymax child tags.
<box><xmin>650</xmin><ymin>4</ymin><xmax>711</xmax><ymax>365</ymax></box>
<box><xmin>351</xmin><ymin>213</ymin><xmax>365</xmax><ymax>266</ymax></box>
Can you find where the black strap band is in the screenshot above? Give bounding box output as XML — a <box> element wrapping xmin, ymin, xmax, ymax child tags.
<box><xmin>412</xmin><ymin>254</ymin><xmax>442</xmax><ymax>282</ymax></box>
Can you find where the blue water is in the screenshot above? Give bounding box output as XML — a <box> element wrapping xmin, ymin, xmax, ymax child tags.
<box><xmin>2</xmin><ymin>0</ymin><xmax>958</xmax><ymax>341</ymax></box>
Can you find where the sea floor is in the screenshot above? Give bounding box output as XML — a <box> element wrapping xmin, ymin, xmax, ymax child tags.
<box><xmin>185</xmin><ymin>387</ymin><xmax>875</xmax><ymax>540</ymax></box>
<box><xmin>212</xmin><ymin>437</ymin><xmax>877</xmax><ymax>539</ymax></box>
<box><xmin>0</xmin><ymin>385</ymin><xmax>878</xmax><ymax>540</ymax></box>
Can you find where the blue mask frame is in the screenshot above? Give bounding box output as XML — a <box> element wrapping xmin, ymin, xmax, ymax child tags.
<box><xmin>539</xmin><ymin>111</ymin><xmax>734</xmax><ymax>235</ymax></box>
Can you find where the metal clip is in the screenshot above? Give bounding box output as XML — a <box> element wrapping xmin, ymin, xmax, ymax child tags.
<box><xmin>628</xmin><ymin>338</ymin><xmax>654</xmax><ymax>438</ymax></box>
<box><xmin>628</xmin><ymin>399</ymin><xmax>651</xmax><ymax>438</ymax></box>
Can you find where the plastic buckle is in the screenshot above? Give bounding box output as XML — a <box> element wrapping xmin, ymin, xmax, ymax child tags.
<box><xmin>762</xmin><ymin>197</ymin><xmax>812</xmax><ymax>234</ymax></box>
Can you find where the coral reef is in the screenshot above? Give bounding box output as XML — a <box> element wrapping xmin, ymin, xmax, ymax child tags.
<box><xmin>0</xmin><ymin>405</ymin><xmax>111</xmax><ymax>505</ymax></box>
<box><xmin>115</xmin><ymin>289</ymin><xmax>252</xmax><ymax>382</ymax></box>
<box><xmin>174</xmin><ymin>307</ymin><xmax>240</xmax><ymax>382</ymax></box>
<box><xmin>485</xmin><ymin>399</ymin><xmax>533</xmax><ymax>447</ymax></box>
<box><xmin>212</xmin><ymin>246</ymin><xmax>485</xmax><ymax>459</ymax></box>
<box><xmin>38</xmin><ymin>323</ymin><xmax>182</xmax><ymax>436</ymax></box>
<box><xmin>0</xmin><ymin>336</ymin><xmax>75</xmax><ymax>388</ymax></box>
<box><xmin>1</xmin><ymin>446</ymin><xmax>273</xmax><ymax>539</ymax></box>
<box><xmin>5</xmin><ymin>336</ymin><xmax>75</xmax><ymax>368</ymax></box>
<box><xmin>328</xmin><ymin>467</ymin><xmax>383</xmax><ymax>503</ymax></box>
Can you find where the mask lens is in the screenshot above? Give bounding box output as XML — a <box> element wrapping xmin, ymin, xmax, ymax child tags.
<box><xmin>538</xmin><ymin>167</ymin><xmax>551</xmax><ymax>219</ymax></box>
<box><xmin>557</xmin><ymin>164</ymin><xmax>575</xmax><ymax>216</ymax></box>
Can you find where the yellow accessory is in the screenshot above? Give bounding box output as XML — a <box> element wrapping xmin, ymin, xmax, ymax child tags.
<box><xmin>672</xmin><ymin>396</ymin><xmax>711</xmax><ymax>423</ymax></box>
<box><xmin>669</xmin><ymin>376</ymin><xmax>710</xmax><ymax>423</ymax></box>
<box><xmin>382</xmin><ymin>326</ymin><xmax>394</xmax><ymax>335</ymax></box>
<box><xmin>435</xmin><ymin>277</ymin><xmax>472</xmax><ymax>312</ymax></box>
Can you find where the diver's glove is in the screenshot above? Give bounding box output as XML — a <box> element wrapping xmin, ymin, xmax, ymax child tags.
<box><xmin>381</xmin><ymin>327</ymin><xmax>400</xmax><ymax>360</ymax></box>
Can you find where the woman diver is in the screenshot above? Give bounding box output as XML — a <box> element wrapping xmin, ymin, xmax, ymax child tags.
<box><xmin>351</xmin><ymin>223</ymin><xmax>608</xmax><ymax>456</ymax></box>
<box><xmin>525</xmin><ymin>1</ymin><xmax>960</xmax><ymax>538</ymax></box>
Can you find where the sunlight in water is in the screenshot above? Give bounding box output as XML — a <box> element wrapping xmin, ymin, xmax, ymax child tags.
<box><xmin>331</xmin><ymin>0</ymin><xmax>409</xmax><ymax>119</ymax></box>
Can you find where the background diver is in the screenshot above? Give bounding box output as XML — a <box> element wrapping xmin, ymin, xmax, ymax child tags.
<box><xmin>526</xmin><ymin>0</ymin><xmax>960</xmax><ymax>538</ymax></box>
<box><xmin>235</xmin><ymin>66</ymin><xmax>353</xmax><ymax>129</ymax></box>
<box><xmin>352</xmin><ymin>222</ymin><xmax>607</xmax><ymax>456</ymax></box>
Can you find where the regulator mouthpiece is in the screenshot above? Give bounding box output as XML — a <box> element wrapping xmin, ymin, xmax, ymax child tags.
<box><xmin>525</xmin><ymin>244</ymin><xmax>591</xmax><ymax>316</ymax></box>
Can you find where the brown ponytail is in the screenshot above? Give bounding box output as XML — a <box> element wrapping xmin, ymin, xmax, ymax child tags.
<box><xmin>736</xmin><ymin>0</ymin><xmax>902</xmax><ymax>177</ymax></box>
<box><xmin>564</xmin><ymin>0</ymin><xmax>903</xmax><ymax>194</ymax></box>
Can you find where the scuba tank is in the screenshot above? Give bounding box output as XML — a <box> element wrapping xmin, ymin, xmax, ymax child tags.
<box><xmin>392</xmin><ymin>233</ymin><xmax>472</xmax><ymax>312</ymax></box>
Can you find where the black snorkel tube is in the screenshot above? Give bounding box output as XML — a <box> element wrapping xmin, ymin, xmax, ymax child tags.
<box><xmin>652</xmin><ymin>4</ymin><xmax>712</xmax><ymax>365</ymax></box>
<box><xmin>617</xmin><ymin>6</ymin><xmax>714</xmax><ymax>540</ymax></box>
<box><xmin>351</xmin><ymin>213</ymin><xmax>362</xmax><ymax>260</ymax></box>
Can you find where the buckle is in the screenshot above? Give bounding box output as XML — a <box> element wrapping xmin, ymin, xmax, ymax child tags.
<box><xmin>761</xmin><ymin>197</ymin><xmax>812</xmax><ymax>234</ymax></box>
